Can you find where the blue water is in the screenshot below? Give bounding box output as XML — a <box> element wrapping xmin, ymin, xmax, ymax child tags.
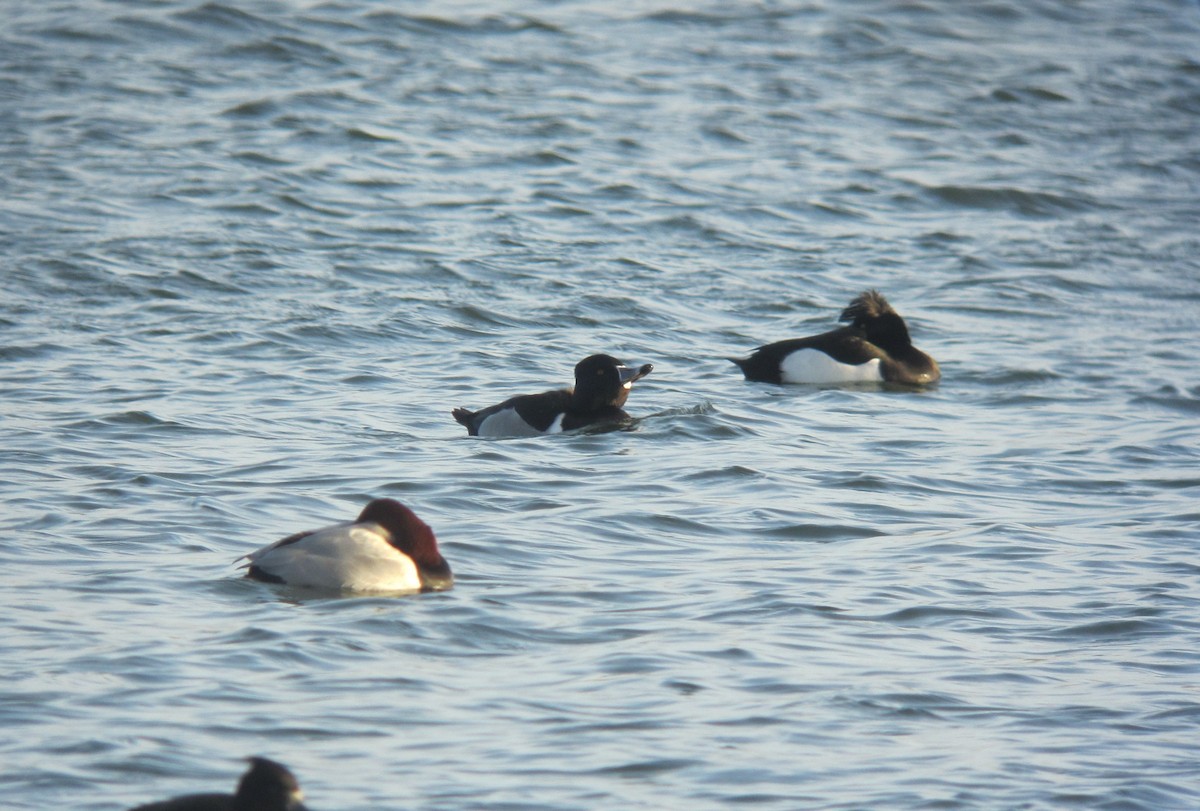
<box><xmin>3</xmin><ymin>1</ymin><xmax>1200</xmax><ymax>809</ymax></box>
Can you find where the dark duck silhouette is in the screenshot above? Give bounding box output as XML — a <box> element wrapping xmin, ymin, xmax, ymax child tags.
<box><xmin>127</xmin><ymin>757</ymin><xmax>308</xmax><ymax>811</ymax></box>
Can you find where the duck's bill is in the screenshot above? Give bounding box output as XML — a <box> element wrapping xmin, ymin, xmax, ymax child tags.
<box><xmin>420</xmin><ymin>569</ymin><xmax>455</xmax><ymax>592</ymax></box>
<box><xmin>619</xmin><ymin>363</ymin><xmax>653</xmax><ymax>387</ymax></box>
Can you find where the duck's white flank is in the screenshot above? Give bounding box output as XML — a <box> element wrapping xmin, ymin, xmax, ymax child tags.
<box><xmin>247</xmin><ymin>522</ymin><xmax>422</xmax><ymax>592</ymax></box>
<box><xmin>779</xmin><ymin>349</ymin><xmax>883</xmax><ymax>384</ymax></box>
<box><xmin>476</xmin><ymin>408</ymin><xmax>565</xmax><ymax>437</ymax></box>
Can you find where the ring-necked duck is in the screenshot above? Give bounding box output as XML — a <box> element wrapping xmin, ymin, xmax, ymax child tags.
<box><xmin>128</xmin><ymin>757</ymin><xmax>306</xmax><ymax>811</ymax></box>
<box><xmin>732</xmin><ymin>290</ymin><xmax>939</xmax><ymax>385</ymax></box>
<box><xmin>452</xmin><ymin>353</ymin><xmax>653</xmax><ymax>437</ymax></box>
<box><xmin>241</xmin><ymin>498</ymin><xmax>452</xmax><ymax>593</ymax></box>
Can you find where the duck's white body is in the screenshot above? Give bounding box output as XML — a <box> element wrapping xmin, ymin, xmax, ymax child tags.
<box><xmin>474</xmin><ymin>408</ymin><xmax>567</xmax><ymax>438</ymax></box>
<box><xmin>245</xmin><ymin>522</ymin><xmax>423</xmax><ymax>592</ymax></box>
<box><xmin>780</xmin><ymin>349</ymin><xmax>883</xmax><ymax>384</ymax></box>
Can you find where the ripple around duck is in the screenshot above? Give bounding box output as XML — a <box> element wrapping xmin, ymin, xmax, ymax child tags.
<box><xmin>925</xmin><ymin>183</ymin><xmax>1103</xmax><ymax>216</ymax></box>
<box><xmin>171</xmin><ymin>2</ymin><xmax>282</xmax><ymax>32</ymax></box>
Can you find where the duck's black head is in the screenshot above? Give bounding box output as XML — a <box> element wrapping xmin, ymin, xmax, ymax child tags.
<box><xmin>571</xmin><ymin>354</ymin><xmax>653</xmax><ymax>411</ymax></box>
<box><xmin>839</xmin><ymin>289</ymin><xmax>912</xmax><ymax>351</ymax></box>
<box><xmin>234</xmin><ymin>757</ymin><xmax>306</xmax><ymax>811</ymax></box>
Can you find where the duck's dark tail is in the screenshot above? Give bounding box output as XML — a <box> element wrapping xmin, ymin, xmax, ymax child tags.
<box><xmin>451</xmin><ymin>407</ymin><xmax>475</xmax><ymax>428</ymax></box>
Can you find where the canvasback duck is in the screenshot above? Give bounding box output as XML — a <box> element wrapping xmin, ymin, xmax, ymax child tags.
<box><xmin>242</xmin><ymin>498</ymin><xmax>452</xmax><ymax>593</ymax></box>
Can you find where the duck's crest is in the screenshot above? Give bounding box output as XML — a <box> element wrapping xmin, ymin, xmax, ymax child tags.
<box><xmin>839</xmin><ymin>289</ymin><xmax>894</xmax><ymax>326</ymax></box>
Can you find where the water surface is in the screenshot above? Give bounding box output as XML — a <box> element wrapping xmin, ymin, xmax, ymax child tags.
<box><xmin>2</xmin><ymin>1</ymin><xmax>1199</xmax><ymax>809</ymax></box>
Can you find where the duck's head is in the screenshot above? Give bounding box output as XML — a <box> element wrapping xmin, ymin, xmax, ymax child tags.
<box><xmin>236</xmin><ymin>757</ymin><xmax>307</xmax><ymax>811</ymax></box>
<box><xmin>357</xmin><ymin>499</ymin><xmax>453</xmax><ymax>591</ymax></box>
<box><xmin>572</xmin><ymin>354</ymin><xmax>653</xmax><ymax>410</ymax></box>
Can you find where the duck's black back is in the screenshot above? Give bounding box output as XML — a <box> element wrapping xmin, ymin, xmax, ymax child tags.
<box><xmin>128</xmin><ymin>793</ymin><xmax>234</xmax><ymax>811</ymax></box>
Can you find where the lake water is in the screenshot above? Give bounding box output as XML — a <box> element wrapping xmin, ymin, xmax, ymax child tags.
<box><xmin>3</xmin><ymin>0</ymin><xmax>1200</xmax><ymax>808</ymax></box>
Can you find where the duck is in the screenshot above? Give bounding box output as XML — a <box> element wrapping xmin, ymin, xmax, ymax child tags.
<box><xmin>731</xmin><ymin>290</ymin><xmax>940</xmax><ymax>385</ymax></box>
<box><xmin>452</xmin><ymin>353</ymin><xmax>653</xmax><ymax>437</ymax></box>
<box><xmin>128</xmin><ymin>757</ymin><xmax>307</xmax><ymax>811</ymax></box>
<box><xmin>241</xmin><ymin>498</ymin><xmax>452</xmax><ymax>593</ymax></box>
